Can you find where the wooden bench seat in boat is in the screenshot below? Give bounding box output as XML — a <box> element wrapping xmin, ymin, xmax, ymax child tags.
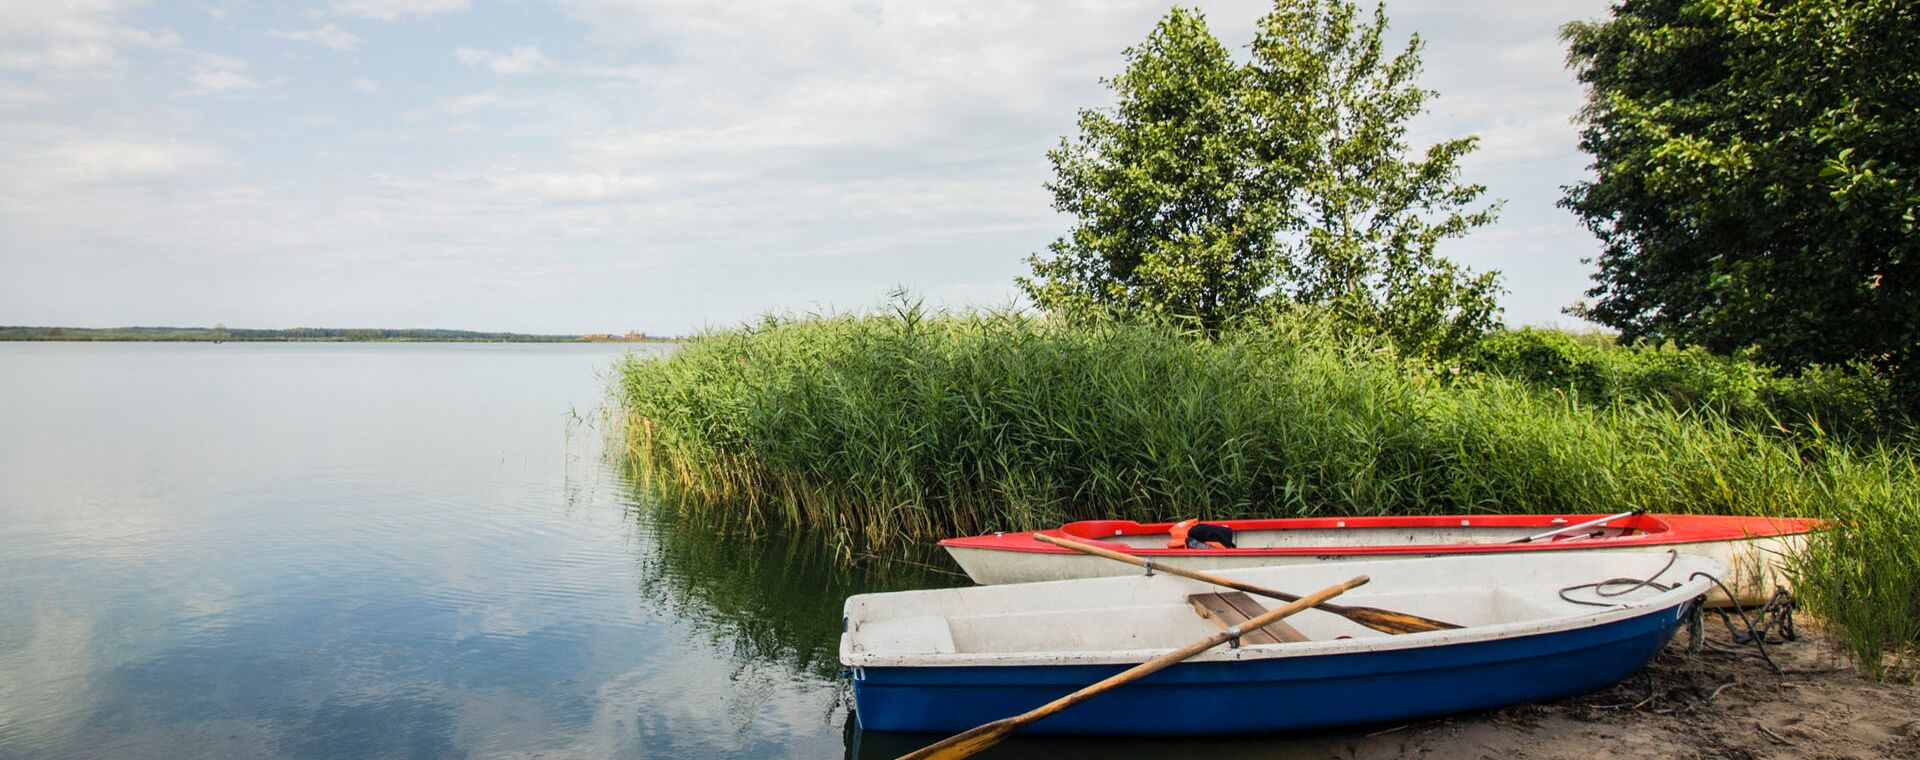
<box><xmin>1185</xmin><ymin>592</ymin><xmax>1309</xmax><ymax>644</ymax></box>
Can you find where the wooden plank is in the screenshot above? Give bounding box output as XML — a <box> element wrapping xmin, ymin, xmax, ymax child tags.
<box><xmin>1216</xmin><ymin>591</ymin><xmax>1310</xmax><ymax>643</ymax></box>
<box><xmin>1186</xmin><ymin>592</ymin><xmax>1297</xmax><ymax>645</ymax></box>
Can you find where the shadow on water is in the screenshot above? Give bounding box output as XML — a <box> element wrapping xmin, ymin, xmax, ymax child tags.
<box><xmin>616</xmin><ymin>468</ymin><xmax>966</xmax><ymax>683</ymax></box>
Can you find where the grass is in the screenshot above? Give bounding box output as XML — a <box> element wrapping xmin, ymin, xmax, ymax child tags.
<box><xmin>1464</xmin><ymin>328</ymin><xmax>1909</xmax><ymax>445</ymax></box>
<box><xmin>615</xmin><ymin>305</ymin><xmax>1920</xmax><ymax>679</ymax></box>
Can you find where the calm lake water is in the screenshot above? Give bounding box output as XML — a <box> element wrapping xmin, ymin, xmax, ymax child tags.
<box><xmin>0</xmin><ymin>342</ymin><xmax>1346</xmax><ymax>759</ymax></box>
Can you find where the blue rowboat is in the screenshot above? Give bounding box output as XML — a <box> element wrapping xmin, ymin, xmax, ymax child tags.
<box><xmin>842</xmin><ymin>552</ymin><xmax>1719</xmax><ymax>735</ymax></box>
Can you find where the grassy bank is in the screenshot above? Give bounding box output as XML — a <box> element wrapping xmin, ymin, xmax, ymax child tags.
<box><xmin>616</xmin><ymin>309</ymin><xmax>1918</xmax><ymax>678</ymax></box>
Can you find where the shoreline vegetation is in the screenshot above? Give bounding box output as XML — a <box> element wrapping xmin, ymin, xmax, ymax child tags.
<box><xmin>616</xmin><ymin>305</ymin><xmax>1919</xmax><ymax>680</ymax></box>
<box><xmin>0</xmin><ymin>326</ymin><xmax>677</xmax><ymax>343</ymax></box>
<box><xmin>606</xmin><ymin>0</ymin><xmax>1920</xmax><ymax>688</ymax></box>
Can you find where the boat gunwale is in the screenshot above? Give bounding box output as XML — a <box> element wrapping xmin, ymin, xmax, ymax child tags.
<box><xmin>935</xmin><ymin>513</ymin><xmax>1821</xmax><ymax>557</ymax></box>
<box><xmin>841</xmin><ymin>555</ymin><xmax>1719</xmax><ymax>669</ymax></box>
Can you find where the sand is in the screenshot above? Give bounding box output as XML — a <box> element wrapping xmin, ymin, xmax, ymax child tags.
<box><xmin>1334</xmin><ymin>621</ymin><xmax>1920</xmax><ymax>760</ymax></box>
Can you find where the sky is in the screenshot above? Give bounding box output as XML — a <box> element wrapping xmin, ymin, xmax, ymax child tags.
<box><xmin>0</xmin><ymin>0</ymin><xmax>1612</xmax><ymax>335</ymax></box>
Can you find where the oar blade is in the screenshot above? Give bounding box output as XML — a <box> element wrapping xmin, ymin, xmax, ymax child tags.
<box><xmin>1033</xmin><ymin>533</ymin><xmax>1464</xmax><ymax>635</ymax></box>
<box><xmin>1343</xmin><ymin>606</ymin><xmax>1463</xmax><ymax>634</ymax></box>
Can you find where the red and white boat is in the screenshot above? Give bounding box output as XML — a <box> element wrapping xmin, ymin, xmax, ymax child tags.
<box><xmin>939</xmin><ymin>513</ymin><xmax>1820</xmax><ymax>606</ymax></box>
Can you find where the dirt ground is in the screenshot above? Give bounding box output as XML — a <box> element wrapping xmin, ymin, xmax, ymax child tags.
<box><xmin>1334</xmin><ymin>619</ymin><xmax>1920</xmax><ymax>760</ymax></box>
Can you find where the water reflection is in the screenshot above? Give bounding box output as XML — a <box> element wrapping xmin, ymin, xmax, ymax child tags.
<box><xmin>0</xmin><ymin>343</ymin><xmax>1357</xmax><ymax>759</ymax></box>
<box><xmin>624</xmin><ymin>492</ymin><xmax>963</xmax><ymax>681</ymax></box>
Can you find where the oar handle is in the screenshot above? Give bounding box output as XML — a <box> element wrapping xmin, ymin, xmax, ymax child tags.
<box><xmin>1033</xmin><ymin>533</ymin><xmax>1460</xmax><ymax>634</ymax></box>
<box><xmin>897</xmin><ymin>575</ymin><xmax>1368</xmax><ymax>760</ymax></box>
<box><xmin>1033</xmin><ymin>533</ymin><xmax>1315</xmax><ymax>605</ymax></box>
<box><xmin>1510</xmin><ymin>509</ymin><xmax>1645</xmax><ymax>544</ymax></box>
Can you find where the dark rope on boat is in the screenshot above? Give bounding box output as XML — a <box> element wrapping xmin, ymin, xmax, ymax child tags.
<box><xmin>1686</xmin><ymin>572</ymin><xmax>1784</xmax><ymax>675</ymax></box>
<box><xmin>1558</xmin><ymin>550</ymin><xmax>1680</xmax><ymax>606</ymax></box>
<box><xmin>1718</xmin><ymin>586</ymin><xmax>1796</xmax><ymax>646</ymax></box>
<box><xmin>1685</xmin><ymin>600</ymin><xmax>1706</xmax><ymax>655</ymax></box>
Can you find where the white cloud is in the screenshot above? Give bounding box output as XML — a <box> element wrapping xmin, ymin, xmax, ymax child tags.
<box><xmin>453</xmin><ymin>45</ymin><xmax>552</xmax><ymax>75</ymax></box>
<box><xmin>351</xmin><ymin>77</ymin><xmax>381</xmax><ymax>93</ymax></box>
<box><xmin>188</xmin><ymin>68</ymin><xmax>258</xmax><ymax>92</ymax></box>
<box><xmin>271</xmin><ymin>22</ymin><xmax>362</xmax><ymax>51</ymax></box>
<box><xmin>0</xmin><ymin>0</ymin><xmax>183</xmax><ymax>72</ymax></box>
<box><xmin>33</xmin><ymin>138</ymin><xmax>226</xmax><ymax>184</ymax></box>
<box><xmin>179</xmin><ymin>51</ymin><xmax>269</xmax><ymax>94</ymax></box>
<box><xmin>0</xmin><ymin>80</ymin><xmax>52</xmax><ymax>108</ymax></box>
<box><xmin>484</xmin><ymin>166</ymin><xmax>652</xmax><ymax>200</ymax></box>
<box><xmin>403</xmin><ymin>90</ymin><xmax>517</xmax><ymax>121</ymax></box>
<box><xmin>189</xmin><ymin>68</ymin><xmax>261</xmax><ymax>93</ymax></box>
<box><xmin>331</xmin><ymin>0</ymin><xmax>471</xmax><ymax>22</ymax></box>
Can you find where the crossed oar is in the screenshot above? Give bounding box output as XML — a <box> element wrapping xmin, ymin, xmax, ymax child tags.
<box><xmin>1035</xmin><ymin>533</ymin><xmax>1461</xmax><ymax>635</ymax></box>
<box><xmin>897</xmin><ymin>535</ymin><xmax>1460</xmax><ymax>760</ymax></box>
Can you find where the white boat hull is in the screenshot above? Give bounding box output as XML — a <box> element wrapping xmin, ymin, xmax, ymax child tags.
<box><xmin>844</xmin><ymin>552</ymin><xmax>1725</xmax><ymax>735</ymax></box>
<box><xmin>946</xmin><ymin>533</ymin><xmax>1803</xmax><ymax>607</ymax></box>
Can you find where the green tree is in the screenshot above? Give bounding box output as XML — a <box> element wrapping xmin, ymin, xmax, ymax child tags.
<box><xmin>1020</xmin><ymin>8</ymin><xmax>1278</xmax><ymax>335</ymax></box>
<box><xmin>1021</xmin><ymin>0</ymin><xmax>1502</xmax><ymax>354</ymax></box>
<box><xmin>1562</xmin><ymin>0</ymin><xmax>1920</xmax><ymax>392</ymax></box>
<box><xmin>1247</xmin><ymin>0</ymin><xmax>1502</xmax><ymax>357</ymax></box>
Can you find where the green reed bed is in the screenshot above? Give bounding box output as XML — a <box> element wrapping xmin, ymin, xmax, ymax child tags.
<box><xmin>616</xmin><ymin>310</ymin><xmax>1919</xmax><ymax>678</ymax></box>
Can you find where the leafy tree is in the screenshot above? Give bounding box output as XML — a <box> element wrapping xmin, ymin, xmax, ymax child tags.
<box><xmin>1247</xmin><ymin>0</ymin><xmax>1502</xmax><ymax>357</ymax></box>
<box><xmin>1020</xmin><ymin>9</ymin><xmax>1278</xmax><ymax>335</ymax></box>
<box><xmin>1562</xmin><ymin>0</ymin><xmax>1920</xmax><ymax>393</ymax></box>
<box><xmin>1021</xmin><ymin>0</ymin><xmax>1502</xmax><ymax>354</ymax></box>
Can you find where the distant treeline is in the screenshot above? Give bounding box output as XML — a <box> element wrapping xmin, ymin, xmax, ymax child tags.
<box><xmin>0</xmin><ymin>326</ymin><xmax>673</xmax><ymax>343</ymax></box>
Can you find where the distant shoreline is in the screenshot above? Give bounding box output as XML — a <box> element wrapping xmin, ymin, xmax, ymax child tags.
<box><xmin>0</xmin><ymin>326</ymin><xmax>677</xmax><ymax>343</ymax></box>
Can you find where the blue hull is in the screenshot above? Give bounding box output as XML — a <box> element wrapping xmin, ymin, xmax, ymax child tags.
<box><xmin>852</xmin><ymin>601</ymin><xmax>1691</xmax><ymax>735</ymax></box>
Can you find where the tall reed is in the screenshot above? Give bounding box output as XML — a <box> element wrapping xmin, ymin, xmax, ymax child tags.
<box><xmin>617</xmin><ymin>308</ymin><xmax>1918</xmax><ymax>678</ymax></box>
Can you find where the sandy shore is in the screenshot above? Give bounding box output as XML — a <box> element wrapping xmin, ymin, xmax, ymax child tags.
<box><xmin>1337</xmin><ymin>623</ymin><xmax>1919</xmax><ymax>760</ymax></box>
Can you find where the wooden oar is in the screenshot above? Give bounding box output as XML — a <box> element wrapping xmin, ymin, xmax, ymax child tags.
<box><xmin>897</xmin><ymin>575</ymin><xmax>1368</xmax><ymax>760</ymax></box>
<box><xmin>1509</xmin><ymin>509</ymin><xmax>1644</xmax><ymax>544</ymax></box>
<box><xmin>1034</xmin><ymin>533</ymin><xmax>1459</xmax><ymax>635</ymax></box>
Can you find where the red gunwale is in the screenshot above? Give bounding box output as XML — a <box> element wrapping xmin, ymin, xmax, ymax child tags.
<box><xmin>937</xmin><ymin>513</ymin><xmax>1822</xmax><ymax>556</ymax></box>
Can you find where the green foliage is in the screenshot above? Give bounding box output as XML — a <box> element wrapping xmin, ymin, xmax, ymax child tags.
<box><xmin>1464</xmin><ymin>329</ymin><xmax>1909</xmax><ymax>443</ymax></box>
<box><xmin>1562</xmin><ymin>0</ymin><xmax>1920</xmax><ymax>402</ymax></box>
<box><xmin>1248</xmin><ymin>0</ymin><xmax>1503</xmax><ymax>358</ymax></box>
<box><xmin>1021</xmin><ymin>0</ymin><xmax>1501</xmax><ymax>355</ymax></box>
<box><xmin>619</xmin><ymin>307</ymin><xmax>1919</xmax><ymax>677</ymax></box>
<box><xmin>1022</xmin><ymin>9</ymin><xmax>1277</xmax><ymax>335</ymax></box>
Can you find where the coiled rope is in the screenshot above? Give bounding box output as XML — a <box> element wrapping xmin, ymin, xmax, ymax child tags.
<box><xmin>1556</xmin><ymin>551</ymin><xmax>1786</xmax><ymax>674</ymax></box>
<box><xmin>1557</xmin><ymin>550</ymin><xmax>1680</xmax><ymax>606</ymax></box>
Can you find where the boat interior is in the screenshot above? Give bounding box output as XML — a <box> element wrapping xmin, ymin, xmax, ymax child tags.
<box><xmin>844</xmin><ymin>554</ymin><xmax>1706</xmax><ymax>661</ymax></box>
<box><xmin>850</xmin><ymin>586</ymin><xmax>1567</xmax><ymax>657</ymax></box>
<box><xmin>1060</xmin><ymin>521</ymin><xmax>1649</xmax><ymax>550</ymax></box>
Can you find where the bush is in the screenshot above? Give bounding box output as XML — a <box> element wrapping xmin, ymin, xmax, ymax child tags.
<box><xmin>1463</xmin><ymin>329</ymin><xmax>1907</xmax><ymax>444</ymax></box>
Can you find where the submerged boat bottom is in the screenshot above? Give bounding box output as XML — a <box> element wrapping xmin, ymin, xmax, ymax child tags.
<box><xmin>851</xmin><ymin>601</ymin><xmax>1692</xmax><ymax>736</ymax></box>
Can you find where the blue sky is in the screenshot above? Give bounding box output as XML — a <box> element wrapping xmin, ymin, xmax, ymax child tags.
<box><xmin>1</xmin><ymin>0</ymin><xmax>1611</xmax><ymax>335</ymax></box>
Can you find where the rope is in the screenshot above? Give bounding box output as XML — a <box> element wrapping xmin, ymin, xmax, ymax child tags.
<box><xmin>1554</xmin><ymin>552</ymin><xmax>1784</xmax><ymax>674</ymax></box>
<box><xmin>1685</xmin><ymin>600</ymin><xmax>1705</xmax><ymax>655</ymax></box>
<box><xmin>1558</xmin><ymin>550</ymin><xmax>1680</xmax><ymax>606</ymax></box>
<box><xmin>1721</xmin><ymin>586</ymin><xmax>1796</xmax><ymax>646</ymax></box>
<box><xmin>1686</xmin><ymin>572</ymin><xmax>1784</xmax><ymax>675</ymax></box>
